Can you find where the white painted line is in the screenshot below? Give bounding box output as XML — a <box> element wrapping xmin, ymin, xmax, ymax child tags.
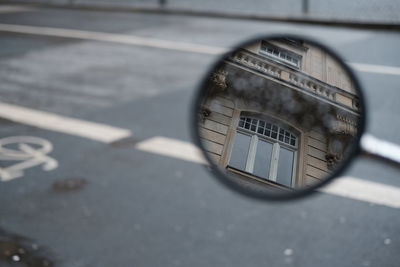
<box><xmin>0</xmin><ymin>23</ymin><xmax>398</xmax><ymax>76</ymax></box>
<box><xmin>135</xmin><ymin>136</ymin><xmax>207</xmax><ymax>164</ymax></box>
<box><xmin>321</xmin><ymin>176</ymin><xmax>400</xmax><ymax>209</ymax></box>
<box><xmin>136</xmin><ymin>137</ymin><xmax>400</xmax><ymax>208</ymax></box>
<box><xmin>0</xmin><ymin>23</ymin><xmax>227</xmax><ymax>55</ymax></box>
<box><xmin>0</xmin><ymin>102</ymin><xmax>131</xmax><ymax>143</ymax></box>
<box><xmin>0</xmin><ymin>6</ymin><xmax>37</xmax><ymax>14</ymax></box>
<box><xmin>349</xmin><ymin>63</ymin><xmax>400</xmax><ymax>76</ymax></box>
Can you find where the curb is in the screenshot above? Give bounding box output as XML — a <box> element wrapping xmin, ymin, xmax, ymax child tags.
<box><xmin>2</xmin><ymin>1</ymin><xmax>400</xmax><ymax>31</ymax></box>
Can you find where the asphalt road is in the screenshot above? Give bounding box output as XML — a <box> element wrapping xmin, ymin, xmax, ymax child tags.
<box><xmin>0</xmin><ymin>5</ymin><xmax>399</xmax><ymax>267</ymax></box>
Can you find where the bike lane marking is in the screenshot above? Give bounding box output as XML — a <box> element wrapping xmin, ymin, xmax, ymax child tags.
<box><xmin>0</xmin><ymin>102</ymin><xmax>132</xmax><ymax>143</ymax></box>
<box><xmin>0</xmin><ymin>23</ymin><xmax>399</xmax><ymax>75</ymax></box>
<box><xmin>135</xmin><ymin>136</ymin><xmax>400</xmax><ymax>209</ymax></box>
<box><xmin>0</xmin><ymin>100</ymin><xmax>398</xmax><ymax>208</ymax></box>
<box><xmin>0</xmin><ymin>136</ymin><xmax>58</xmax><ymax>182</ymax></box>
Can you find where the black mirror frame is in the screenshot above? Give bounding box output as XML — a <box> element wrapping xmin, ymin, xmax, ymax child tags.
<box><xmin>191</xmin><ymin>33</ymin><xmax>367</xmax><ymax>201</ymax></box>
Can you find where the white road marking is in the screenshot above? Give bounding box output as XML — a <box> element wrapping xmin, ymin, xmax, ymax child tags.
<box><xmin>135</xmin><ymin>136</ymin><xmax>207</xmax><ymax>164</ymax></box>
<box><xmin>0</xmin><ymin>5</ymin><xmax>37</xmax><ymax>14</ymax></box>
<box><xmin>349</xmin><ymin>63</ymin><xmax>400</xmax><ymax>76</ymax></box>
<box><xmin>0</xmin><ymin>136</ymin><xmax>58</xmax><ymax>181</ymax></box>
<box><xmin>0</xmin><ymin>23</ymin><xmax>398</xmax><ymax>202</ymax></box>
<box><xmin>320</xmin><ymin>176</ymin><xmax>400</xmax><ymax>209</ymax></box>
<box><xmin>0</xmin><ymin>23</ymin><xmax>227</xmax><ymax>55</ymax></box>
<box><xmin>0</xmin><ymin>23</ymin><xmax>398</xmax><ymax>75</ymax></box>
<box><xmin>135</xmin><ymin>137</ymin><xmax>400</xmax><ymax>208</ymax></box>
<box><xmin>0</xmin><ymin>102</ymin><xmax>131</xmax><ymax>143</ymax></box>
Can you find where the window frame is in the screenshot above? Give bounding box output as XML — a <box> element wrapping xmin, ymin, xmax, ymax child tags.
<box><xmin>237</xmin><ymin>116</ymin><xmax>298</xmax><ymax>147</ymax></box>
<box><xmin>227</xmin><ymin>115</ymin><xmax>299</xmax><ymax>188</ymax></box>
<box><xmin>259</xmin><ymin>41</ymin><xmax>302</xmax><ymax>69</ymax></box>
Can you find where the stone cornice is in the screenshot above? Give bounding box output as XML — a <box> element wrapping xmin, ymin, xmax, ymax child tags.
<box><xmin>226</xmin><ymin>49</ymin><xmax>360</xmax><ymax>115</ymax></box>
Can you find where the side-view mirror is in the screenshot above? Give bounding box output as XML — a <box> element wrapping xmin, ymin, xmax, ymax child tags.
<box><xmin>191</xmin><ymin>35</ymin><xmax>400</xmax><ymax>200</ymax></box>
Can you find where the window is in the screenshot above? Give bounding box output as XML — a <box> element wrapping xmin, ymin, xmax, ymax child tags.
<box><xmin>228</xmin><ymin>116</ymin><xmax>298</xmax><ymax>188</ymax></box>
<box><xmin>260</xmin><ymin>41</ymin><xmax>302</xmax><ymax>68</ymax></box>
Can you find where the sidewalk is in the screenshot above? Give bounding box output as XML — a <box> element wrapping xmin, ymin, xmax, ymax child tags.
<box><xmin>3</xmin><ymin>0</ymin><xmax>400</xmax><ymax>24</ymax></box>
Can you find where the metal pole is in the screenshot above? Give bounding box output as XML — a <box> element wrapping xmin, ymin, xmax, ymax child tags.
<box><xmin>159</xmin><ymin>0</ymin><xmax>166</xmax><ymax>7</ymax></box>
<box><xmin>302</xmin><ymin>0</ymin><xmax>309</xmax><ymax>15</ymax></box>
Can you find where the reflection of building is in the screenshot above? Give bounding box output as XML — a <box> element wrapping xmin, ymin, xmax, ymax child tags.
<box><xmin>199</xmin><ymin>39</ymin><xmax>360</xmax><ymax>189</ymax></box>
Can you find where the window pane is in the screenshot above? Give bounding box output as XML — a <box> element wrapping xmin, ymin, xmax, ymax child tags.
<box><xmin>285</xmin><ymin>136</ymin><xmax>290</xmax><ymax>144</ymax></box>
<box><xmin>253</xmin><ymin>139</ymin><xmax>273</xmax><ymax>179</ymax></box>
<box><xmin>238</xmin><ymin>120</ymin><xmax>244</xmax><ymax>128</ymax></box>
<box><xmin>290</xmin><ymin>138</ymin><xmax>296</xmax><ymax>146</ymax></box>
<box><xmin>228</xmin><ymin>132</ymin><xmax>251</xmax><ymax>171</ymax></box>
<box><xmin>276</xmin><ymin>147</ymin><xmax>294</xmax><ymax>187</ymax></box>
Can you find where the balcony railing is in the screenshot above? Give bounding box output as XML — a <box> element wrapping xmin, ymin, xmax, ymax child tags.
<box><xmin>227</xmin><ymin>49</ymin><xmax>360</xmax><ymax>113</ymax></box>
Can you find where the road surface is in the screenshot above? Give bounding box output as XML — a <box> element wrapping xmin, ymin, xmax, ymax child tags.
<box><xmin>0</xmin><ymin>5</ymin><xmax>399</xmax><ymax>267</ymax></box>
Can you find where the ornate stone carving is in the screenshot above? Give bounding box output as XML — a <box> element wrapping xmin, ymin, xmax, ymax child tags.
<box><xmin>199</xmin><ymin>106</ymin><xmax>211</xmax><ymax>123</ymax></box>
<box><xmin>331</xmin><ymin>114</ymin><xmax>358</xmax><ymax>136</ymax></box>
<box><xmin>325</xmin><ymin>113</ymin><xmax>358</xmax><ymax>167</ymax></box>
<box><xmin>211</xmin><ymin>68</ymin><xmax>228</xmax><ymax>89</ymax></box>
<box><xmin>326</xmin><ymin>132</ymin><xmax>354</xmax><ymax>168</ymax></box>
<box><xmin>228</xmin><ymin>49</ymin><xmax>360</xmax><ymax>113</ymax></box>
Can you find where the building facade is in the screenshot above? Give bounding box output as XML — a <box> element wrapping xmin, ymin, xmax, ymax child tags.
<box><xmin>198</xmin><ymin>38</ymin><xmax>360</xmax><ymax>189</ymax></box>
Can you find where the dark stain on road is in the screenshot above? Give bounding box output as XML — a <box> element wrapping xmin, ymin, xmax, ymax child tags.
<box><xmin>0</xmin><ymin>227</ymin><xmax>54</xmax><ymax>267</ymax></box>
<box><xmin>110</xmin><ymin>137</ymin><xmax>138</xmax><ymax>148</ymax></box>
<box><xmin>52</xmin><ymin>177</ymin><xmax>87</xmax><ymax>192</ymax></box>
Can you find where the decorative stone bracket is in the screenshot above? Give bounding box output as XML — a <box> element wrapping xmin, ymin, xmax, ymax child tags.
<box><xmin>325</xmin><ymin>113</ymin><xmax>358</xmax><ymax>168</ymax></box>
<box><xmin>211</xmin><ymin>68</ymin><xmax>228</xmax><ymax>89</ymax></box>
<box><xmin>199</xmin><ymin>106</ymin><xmax>211</xmax><ymax>123</ymax></box>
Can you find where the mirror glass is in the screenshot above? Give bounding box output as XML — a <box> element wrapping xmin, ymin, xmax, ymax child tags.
<box><xmin>195</xmin><ymin>37</ymin><xmax>363</xmax><ymax>197</ymax></box>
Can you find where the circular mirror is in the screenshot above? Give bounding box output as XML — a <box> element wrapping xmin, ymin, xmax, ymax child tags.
<box><xmin>192</xmin><ymin>35</ymin><xmax>365</xmax><ymax>200</ymax></box>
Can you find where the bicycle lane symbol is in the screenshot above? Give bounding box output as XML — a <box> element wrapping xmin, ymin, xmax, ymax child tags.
<box><xmin>0</xmin><ymin>136</ymin><xmax>58</xmax><ymax>182</ymax></box>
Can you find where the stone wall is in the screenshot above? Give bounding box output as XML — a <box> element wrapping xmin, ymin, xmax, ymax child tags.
<box><xmin>199</xmin><ymin>93</ymin><xmax>333</xmax><ymax>188</ymax></box>
<box><xmin>304</xmin><ymin>130</ymin><xmax>330</xmax><ymax>186</ymax></box>
<box><xmin>199</xmin><ymin>95</ymin><xmax>234</xmax><ymax>164</ymax></box>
